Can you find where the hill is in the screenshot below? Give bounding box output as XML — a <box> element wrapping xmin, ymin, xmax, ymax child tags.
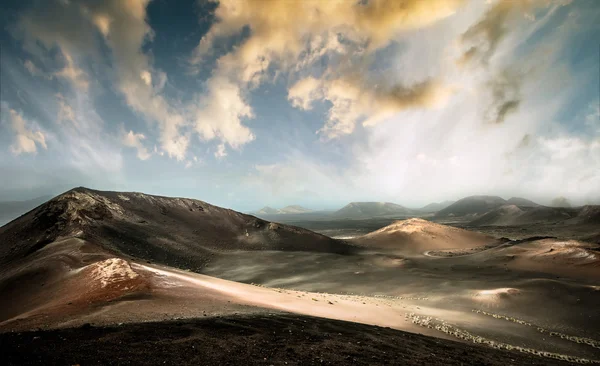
<box><xmin>435</xmin><ymin>196</ymin><xmax>507</xmax><ymax>218</ymax></box>
<box><xmin>253</xmin><ymin>205</ymin><xmax>313</xmax><ymax>215</ymax></box>
<box><xmin>506</xmin><ymin>197</ymin><xmax>540</xmax><ymax>207</ymax></box>
<box><xmin>419</xmin><ymin>200</ymin><xmax>455</xmax><ymax>212</ymax></box>
<box><xmin>0</xmin><ymin>187</ymin><xmax>353</xmax><ymax>269</ymax></box>
<box><xmin>279</xmin><ymin>205</ymin><xmax>313</xmax><ymax>214</ymax></box>
<box><xmin>254</xmin><ymin>206</ymin><xmax>281</xmax><ymax>215</ymax></box>
<box><xmin>468</xmin><ymin>204</ymin><xmax>600</xmax><ymax>227</ymax></box>
<box><xmin>334</xmin><ymin>202</ymin><xmax>416</xmax><ymax>219</ymax></box>
<box><xmin>469</xmin><ymin>205</ymin><xmax>578</xmax><ymax>226</ymax></box>
<box><xmin>353</xmin><ymin>218</ymin><xmax>497</xmax><ymax>253</ymax></box>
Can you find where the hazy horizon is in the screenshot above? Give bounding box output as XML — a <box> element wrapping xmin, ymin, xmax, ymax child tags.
<box><xmin>1</xmin><ymin>0</ymin><xmax>599</xmax><ymax>212</ymax></box>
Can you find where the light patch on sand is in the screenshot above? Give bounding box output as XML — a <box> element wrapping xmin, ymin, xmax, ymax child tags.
<box><xmin>532</xmin><ymin>240</ymin><xmax>598</xmax><ymax>263</ymax></box>
<box><xmin>371</xmin><ymin>218</ymin><xmax>433</xmax><ymax>234</ymax></box>
<box><xmin>117</xmin><ymin>194</ymin><xmax>130</xmax><ymax>201</ymax></box>
<box><xmin>476</xmin><ymin>288</ymin><xmax>519</xmax><ymax>296</ymax></box>
<box><xmin>88</xmin><ymin>258</ymin><xmax>139</xmax><ymax>288</ymax></box>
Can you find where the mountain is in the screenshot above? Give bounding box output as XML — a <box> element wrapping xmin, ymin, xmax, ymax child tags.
<box><xmin>565</xmin><ymin>205</ymin><xmax>600</xmax><ymax>225</ymax></box>
<box><xmin>333</xmin><ymin>202</ymin><xmax>416</xmax><ymax>219</ymax></box>
<box><xmin>279</xmin><ymin>205</ymin><xmax>312</xmax><ymax>214</ymax></box>
<box><xmin>468</xmin><ymin>205</ymin><xmax>576</xmax><ymax>226</ymax></box>
<box><xmin>468</xmin><ymin>204</ymin><xmax>600</xmax><ymax>227</ymax></box>
<box><xmin>435</xmin><ymin>195</ymin><xmax>507</xmax><ymax>218</ymax></box>
<box><xmin>419</xmin><ymin>200</ymin><xmax>455</xmax><ymax>212</ymax></box>
<box><xmin>253</xmin><ymin>205</ymin><xmax>313</xmax><ymax>215</ymax></box>
<box><xmin>0</xmin><ymin>195</ymin><xmax>52</xmax><ymax>226</ymax></box>
<box><xmin>0</xmin><ymin>187</ymin><xmax>353</xmax><ymax>269</ymax></box>
<box><xmin>255</xmin><ymin>206</ymin><xmax>282</xmax><ymax>215</ymax></box>
<box><xmin>506</xmin><ymin>197</ymin><xmax>540</xmax><ymax>207</ymax></box>
<box><xmin>353</xmin><ymin>218</ymin><xmax>496</xmax><ymax>253</ymax></box>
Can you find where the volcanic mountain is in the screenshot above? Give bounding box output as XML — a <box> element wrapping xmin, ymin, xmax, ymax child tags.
<box><xmin>254</xmin><ymin>205</ymin><xmax>313</xmax><ymax>215</ymax></box>
<box><xmin>468</xmin><ymin>205</ymin><xmax>577</xmax><ymax>226</ymax></box>
<box><xmin>419</xmin><ymin>200</ymin><xmax>455</xmax><ymax>213</ymax></box>
<box><xmin>254</xmin><ymin>206</ymin><xmax>281</xmax><ymax>215</ymax></box>
<box><xmin>334</xmin><ymin>202</ymin><xmax>416</xmax><ymax>219</ymax></box>
<box><xmin>506</xmin><ymin>197</ymin><xmax>540</xmax><ymax>207</ymax></box>
<box><xmin>435</xmin><ymin>195</ymin><xmax>507</xmax><ymax>218</ymax></box>
<box><xmin>0</xmin><ymin>187</ymin><xmax>352</xmax><ymax>270</ymax></box>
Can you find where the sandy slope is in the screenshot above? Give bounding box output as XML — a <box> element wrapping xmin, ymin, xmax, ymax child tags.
<box><xmin>0</xmin><ymin>238</ymin><xmax>438</xmax><ymax>340</ymax></box>
<box><xmin>352</xmin><ymin>218</ymin><xmax>497</xmax><ymax>253</ymax></box>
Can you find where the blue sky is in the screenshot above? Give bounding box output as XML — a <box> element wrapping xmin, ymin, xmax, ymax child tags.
<box><xmin>0</xmin><ymin>0</ymin><xmax>598</xmax><ymax>211</ymax></box>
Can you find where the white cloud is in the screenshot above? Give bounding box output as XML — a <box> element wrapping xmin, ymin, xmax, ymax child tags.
<box><xmin>289</xmin><ymin>76</ymin><xmax>452</xmax><ymax>139</ymax></box>
<box><xmin>192</xmin><ymin>0</ymin><xmax>467</xmax><ymax>139</ymax></box>
<box><xmin>6</xmin><ymin>108</ymin><xmax>47</xmax><ymax>155</ymax></box>
<box><xmin>56</xmin><ymin>93</ymin><xmax>76</xmax><ymax>125</ymax></box>
<box><xmin>54</xmin><ymin>51</ymin><xmax>89</xmax><ymax>90</ymax></box>
<box><xmin>214</xmin><ymin>143</ymin><xmax>227</xmax><ymax>159</ymax></box>
<box><xmin>194</xmin><ymin>76</ymin><xmax>255</xmax><ymax>149</ymax></box>
<box><xmin>122</xmin><ymin>130</ymin><xmax>151</xmax><ymax>160</ymax></box>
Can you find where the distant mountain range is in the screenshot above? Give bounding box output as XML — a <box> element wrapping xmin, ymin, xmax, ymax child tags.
<box><xmin>419</xmin><ymin>200</ymin><xmax>455</xmax><ymax>212</ymax></box>
<box><xmin>435</xmin><ymin>196</ymin><xmax>509</xmax><ymax>218</ymax></box>
<box><xmin>333</xmin><ymin>202</ymin><xmax>416</xmax><ymax>219</ymax></box>
<box><xmin>254</xmin><ymin>205</ymin><xmax>313</xmax><ymax>215</ymax></box>
<box><xmin>249</xmin><ymin>195</ymin><xmax>597</xmax><ymax>226</ymax></box>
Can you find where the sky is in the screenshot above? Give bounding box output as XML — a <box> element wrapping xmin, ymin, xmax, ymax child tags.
<box><xmin>0</xmin><ymin>0</ymin><xmax>599</xmax><ymax>211</ymax></box>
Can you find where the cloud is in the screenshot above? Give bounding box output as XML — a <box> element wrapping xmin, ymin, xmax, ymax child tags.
<box><xmin>5</xmin><ymin>108</ymin><xmax>47</xmax><ymax>155</ymax></box>
<box><xmin>56</xmin><ymin>93</ymin><xmax>76</xmax><ymax>125</ymax></box>
<box><xmin>54</xmin><ymin>51</ymin><xmax>89</xmax><ymax>90</ymax></box>
<box><xmin>122</xmin><ymin>130</ymin><xmax>151</xmax><ymax>160</ymax></box>
<box><xmin>486</xmin><ymin>68</ymin><xmax>522</xmax><ymax>124</ymax></box>
<box><xmin>193</xmin><ymin>0</ymin><xmax>466</xmax><ymax>138</ymax></box>
<box><xmin>193</xmin><ymin>0</ymin><xmax>466</xmax><ymax>70</ymax></box>
<box><xmin>289</xmin><ymin>76</ymin><xmax>451</xmax><ymax>139</ymax></box>
<box><xmin>457</xmin><ymin>1</ymin><xmax>570</xmax><ymax>125</ymax></box>
<box><xmin>214</xmin><ymin>143</ymin><xmax>228</xmax><ymax>159</ymax></box>
<box><xmin>193</xmin><ymin>76</ymin><xmax>255</xmax><ymax>149</ymax></box>
<box><xmin>457</xmin><ymin>0</ymin><xmax>567</xmax><ymax>66</ymax></box>
<box><xmin>23</xmin><ymin>59</ymin><xmax>46</xmax><ymax>78</ymax></box>
<box><xmin>15</xmin><ymin>0</ymin><xmax>193</xmax><ymax>160</ymax></box>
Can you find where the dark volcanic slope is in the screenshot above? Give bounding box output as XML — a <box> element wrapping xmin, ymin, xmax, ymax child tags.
<box><xmin>0</xmin><ymin>187</ymin><xmax>353</xmax><ymax>269</ymax></box>
<box><xmin>468</xmin><ymin>205</ymin><xmax>577</xmax><ymax>226</ymax></box>
<box><xmin>435</xmin><ymin>195</ymin><xmax>507</xmax><ymax>218</ymax></box>
<box><xmin>1</xmin><ymin>314</ymin><xmax>572</xmax><ymax>366</ymax></box>
<box><xmin>468</xmin><ymin>204</ymin><xmax>599</xmax><ymax>227</ymax></box>
<box><xmin>419</xmin><ymin>200</ymin><xmax>455</xmax><ymax>213</ymax></box>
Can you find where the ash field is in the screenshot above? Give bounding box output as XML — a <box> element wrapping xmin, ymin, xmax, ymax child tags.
<box><xmin>1</xmin><ymin>188</ymin><xmax>599</xmax><ymax>365</ymax></box>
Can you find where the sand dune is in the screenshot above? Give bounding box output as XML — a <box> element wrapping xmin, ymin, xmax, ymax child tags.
<box><xmin>353</xmin><ymin>218</ymin><xmax>497</xmax><ymax>253</ymax></box>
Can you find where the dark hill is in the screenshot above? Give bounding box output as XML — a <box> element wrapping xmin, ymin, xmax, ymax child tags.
<box><xmin>468</xmin><ymin>205</ymin><xmax>578</xmax><ymax>226</ymax></box>
<box><xmin>334</xmin><ymin>202</ymin><xmax>416</xmax><ymax>218</ymax></box>
<box><xmin>0</xmin><ymin>187</ymin><xmax>353</xmax><ymax>270</ymax></box>
<box><xmin>435</xmin><ymin>195</ymin><xmax>506</xmax><ymax>218</ymax></box>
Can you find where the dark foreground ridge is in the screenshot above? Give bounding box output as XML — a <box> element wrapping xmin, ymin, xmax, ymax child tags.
<box><xmin>2</xmin><ymin>314</ymin><xmax>572</xmax><ymax>366</ymax></box>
